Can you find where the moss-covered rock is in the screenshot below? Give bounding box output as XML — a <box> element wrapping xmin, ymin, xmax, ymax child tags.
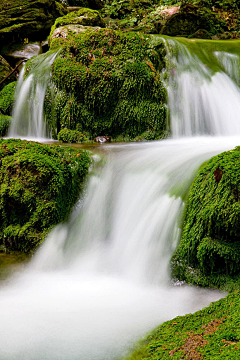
<box><xmin>172</xmin><ymin>147</ymin><xmax>240</xmax><ymax>289</ymax></box>
<box><xmin>50</xmin><ymin>7</ymin><xmax>105</xmax><ymax>38</ymax></box>
<box><xmin>0</xmin><ymin>115</ymin><xmax>11</xmax><ymax>137</ymax></box>
<box><xmin>0</xmin><ymin>0</ymin><xmax>67</xmax><ymax>48</ymax></box>
<box><xmin>58</xmin><ymin>128</ymin><xmax>88</xmax><ymax>142</ymax></box>
<box><xmin>0</xmin><ymin>139</ymin><xmax>91</xmax><ymax>252</ymax></box>
<box><xmin>49</xmin><ymin>24</ymin><xmax>101</xmax><ymax>45</ymax></box>
<box><xmin>67</xmin><ymin>0</ymin><xmax>104</xmax><ymax>9</ymax></box>
<box><xmin>46</xmin><ymin>28</ymin><xmax>166</xmax><ymax>140</ymax></box>
<box><xmin>124</xmin><ymin>291</ymin><xmax>240</xmax><ymax>360</ymax></box>
<box><xmin>0</xmin><ymin>82</ymin><xmax>17</xmax><ymax>115</ymax></box>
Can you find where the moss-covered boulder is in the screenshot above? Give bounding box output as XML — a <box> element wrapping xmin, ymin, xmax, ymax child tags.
<box><xmin>46</xmin><ymin>28</ymin><xmax>166</xmax><ymax>140</ymax></box>
<box><xmin>0</xmin><ymin>0</ymin><xmax>67</xmax><ymax>48</ymax></box>
<box><xmin>172</xmin><ymin>147</ymin><xmax>240</xmax><ymax>289</ymax></box>
<box><xmin>50</xmin><ymin>7</ymin><xmax>105</xmax><ymax>37</ymax></box>
<box><xmin>0</xmin><ymin>139</ymin><xmax>91</xmax><ymax>252</ymax></box>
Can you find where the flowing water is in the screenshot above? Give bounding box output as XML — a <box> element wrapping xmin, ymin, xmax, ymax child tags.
<box><xmin>8</xmin><ymin>51</ymin><xmax>58</xmax><ymax>140</ymax></box>
<box><xmin>2</xmin><ymin>38</ymin><xmax>240</xmax><ymax>359</ymax></box>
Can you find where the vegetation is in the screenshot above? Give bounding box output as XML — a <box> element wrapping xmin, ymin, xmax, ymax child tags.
<box><xmin>58</xmin><ymin>128</ymin><xmax>88</xmax><ymax>142</ymax></box>
<box><xmin>0</xmin><ymin>139</ymin><xmax>91</xmax><ymax>252</ymax></box>
<box><xmin>124</xmin><ymin>290</ymin><xmax>240</xmax><ymax>360</ymax></box>
<box><xmin>171</xmin><ymin>147</ymin><xmax>240</xmax><ymax>291</ymax></box>
<box><xmin>0</xmin><ymin>115</ymin><xmax>11</xmax><ymax>137</ymax></box>
<box><xmin>0</xmin><ymin>81</ymin><xmax>16</xmax><ymax>115</ymax></box>
<box><xmin>48</xmin><ymin>28</ymin><xmax>166</xmax><ymax>140</ymax></box>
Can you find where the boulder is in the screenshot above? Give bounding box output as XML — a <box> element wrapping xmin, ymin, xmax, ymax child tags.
<box><xmin>0</xmin><ymin>0</ymin><xmax>67</xmax><ymax>48</ymax></box>
<box><xmin>47</xmin><ymin>28</ymin><xmax>167</xmax><ymax>140</ymax></box>
<box><xmin>189</xmin><ymin>29</ymin><xmax>212</xmax><ymax>39</ymax></box>
<box><xmin>49</xmin><ymin>24</ymin><xmax>101</xmax><ymax>45</ymax></box>
<box><xmin>161</xmin><ymin>12</ymin><xmax>211</xmax><ymax>37</ymax></box>
<box><xmin>49</xmin><ymin>7</ymin><xmax>105</xmax><ymax>39</ymax></box>
<box><xmin>1</xmin><ymin>42</ymin><xmax>41</xmax><ymax>68</ymax></box>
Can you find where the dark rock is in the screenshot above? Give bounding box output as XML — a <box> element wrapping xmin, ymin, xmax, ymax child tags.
<box><xmin>189</xmin><ymin>29</ymin><xmax>212</xmax><ymax>39</ymax></box>
<box><xmin>0</xmin><ymin>55</ymin><xmax>17</xmax><ymax>90</ymax></box>
<box><xmin>95</xmin><ymin>136</ymin><xmax>111</xmax><ymax>144</ymax></box>
<box><xmin>161</xmin><ymin>12</ymin><xmax>211</xmax><ymax>37</ymax></box>
<box><xmin>1</xmin><ymin>42</ymin><xmax>41</xmax><ymax>68</ymax></box>
<box><xmin>0</xmin><ymin>0</ymin><xmax>67</xmax><ymax>49</ymax></box>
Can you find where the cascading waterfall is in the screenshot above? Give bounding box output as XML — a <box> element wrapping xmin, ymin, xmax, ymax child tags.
<box><xmin>8</xmin><ymin>51</ymin><xmax>58</xmax><ymax>140</ymax></box>
<box><xmin>1</xmin><ymin>38</ymin><xmax>240</xmax><ymax>360</ymax></box>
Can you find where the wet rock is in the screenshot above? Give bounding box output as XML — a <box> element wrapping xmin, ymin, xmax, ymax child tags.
<box><xmin>95</xmin><ymin>136</ymin><xmax>111</xmax><ymax>144</ymax></box>
<box><xmin>0</xmin><ymin>0</ymin><xmax>67</xmax><ymax>49</ymax></box>
<box><xmin>1</xmin><ymin>42</ymin><xmax>41</xmax><ymax>68</ymax></box>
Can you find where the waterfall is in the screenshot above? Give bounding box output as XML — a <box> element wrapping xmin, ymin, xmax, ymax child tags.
<box><xmin>8</xmin><ymin>51</ymin><xmax>58</xmax><ymax>140</ymax></box>
<box><xmin>1</xmin><ymin>38</ymin><xmax>240</xmax><ymax>360</ymax></box>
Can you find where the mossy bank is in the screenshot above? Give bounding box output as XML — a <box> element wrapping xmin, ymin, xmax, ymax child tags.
<box><xmin>0</xmin><ymin>139</ymin><xmax>91</xmax><ymax>252</ymax></box>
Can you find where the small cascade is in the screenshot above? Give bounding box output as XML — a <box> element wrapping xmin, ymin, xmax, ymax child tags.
<box><xmin>1</xmin><ymin>38</ymin><xmax>240</xmax><ymax>359</ymax></box>
<box><xmin>8</xmin><ymin>51</ymin><xmax>58</xmax><ymax>140</ymax></box>
<box><xmin>162</xmin><ymin>37</ymin><xmax>240</xmax><ymax>137</ymax></box>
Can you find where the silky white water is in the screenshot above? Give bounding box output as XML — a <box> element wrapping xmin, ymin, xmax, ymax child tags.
<box><xmin>8</xmin><ymin>51</ymin><xmax>57</xmax><ymax>140</ymax></box>
<box><xmin>1</xmin><ymin>39</ymin><xmax>240</xmax><ymax>359</ymax></box>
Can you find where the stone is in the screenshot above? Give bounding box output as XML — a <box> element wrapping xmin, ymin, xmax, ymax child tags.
<box><xmin>0</xmin><ymin>0</ymin><xmax>67</xmax><ymax>49</ymax></box>
<box><xmin>161</xmin><ymin>12</ymin><xmax>211</xmax><ymax>37</ymax></box>
<box><xmin>49</xmin><ymin>24</ymin><xmax>101</xmax><ymax>45</ymax></box>
<box><xmin>0</xmin><ymin>55</ymin><xmax>17</xmax><ymax>90</ymax></box>
<box><xmin>95</xmin><ymin>136</ymin><xmax>111</xmax><ymax>143</ymax></box>
<box><xmin>1</xmin><ymin>42</ymin><xmax>41</xmax><ymax>68</ymax></box>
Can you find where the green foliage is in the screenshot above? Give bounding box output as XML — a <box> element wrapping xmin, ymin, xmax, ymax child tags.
<box><xmin>0</xmin><ymin>82</ymin><xmax>16</xmax><ymax>115</ymax></box>
<box><xmin>171</xmin><ymin>147</ymin><xmax>240</xmax><ymax>288</ymax></box>
<box><xmin>0</xmin><ymin>115</ymin><xmax>11</xmax><ymax>137</ymax></box>
<box><xmin>58</xmin><ymin>128</ymin><xmax>88</xmax><ymax>142</ymax></box>
<box><xmin>0</xmin><ymin>139</ymin><xmax>91</xmax><ymax>252</ymax></box>
<box><xmin>124</xmin><ymin>291</ymin><xmax>240</xmax><ymax>360</ymax></box>
<box><xmin>49</xmin><ymin>28</ymin><xmax>166</xmax><ymax>139</ymax></box>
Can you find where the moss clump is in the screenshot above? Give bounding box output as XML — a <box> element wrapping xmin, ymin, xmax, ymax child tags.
<box><xmin>0</xmin><ymin>115</ymin><xmax>11</xmax><ymax>137</ymax></box>
<box><xmin>0</xmin><ymin>82</ymin><xmax>16</xmax><ymax>115</ymax></box>
<box><xmin>49</xmin><ymin>7</ymin><xmax>105</xmax><ymax>39</ymax></box>
<box><xmin>171</xmin><ymin>147</ymin><xmax>240</xmax><ymax>289</ymax></box>
<box><xmin>124</xmin><ymin>291</ymin><xmax>240</xmax><ymax>360</ymax></box>
<box><xmin>49</xmin><ymin>28</ymin><xmax>166</xmax><ymax>140</ymax></box>
<box><xmin>58</xmin><ymin>128</ymin><xmax>88</xmax><ymax>143</ymax></box>
<box><xmin>0</xmin><ymin>139</ymin><xmax>91</xmax><ymax>252</ymax></box>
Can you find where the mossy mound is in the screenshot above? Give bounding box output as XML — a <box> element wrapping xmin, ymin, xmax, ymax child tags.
<box><xmin>58</xmin><ymin>128</ymin><xmax>88</xmax><ymax>143</ymax></box>
<box><xmin>124</xmin><ymin>291</ymin><xmax>240</xmax><ymax>360</ymax></box>
<box><xmin>49</xmin><ymin>7</ymin><xmax>105</xmax><ymax>39</ymax></box>
<box><xmin>0</xmin><ymin>139</ymin><xmax>91</xmax><ymax>252</ymax></box>
<box><xmin>47</xmin><ymin>28</ymin><xmax>166</xmax><ymax>140</ymax></box>
<box><xmin>0</xmin><ymin>0</ymin><xmax>67</xmax><ymax>48</ymax></box>
<box><xmin>0</xmin><ymin>81</ymin><xmax>16</xmax><ymax>115</ymax></box>
<box><xmin>171</xmin><ymin>147</ymin><xmax>240</xmax><ymax>290</ymax></box>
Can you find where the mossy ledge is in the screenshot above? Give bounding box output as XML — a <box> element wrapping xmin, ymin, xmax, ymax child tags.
<box><xmin>124</xmin><ymin>291</ymin><xmax>240</xmax><ymax>360</ymax></box>
<box><xmin>46</xmin><ymin>28</ymin><xmax>167</xmax><ymax>140</ymax></box>
<box><xmin>0</xmin><ymin>139</ymin><xmax>91</xmax><ymax>252</ymax></box>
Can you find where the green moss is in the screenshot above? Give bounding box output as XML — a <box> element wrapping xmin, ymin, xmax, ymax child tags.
<box><xmin>49</xmin><ymin>7</ymin><xmax>105</xmax><ymax>39</ymax></box>
<box><xmin>0</xmin><ymin>82</ymin><xmax>16</xmax><ymax>115</ymax></box>
<box><xmin>48</xmin><ymin>28</ymin><xmax>166</xmax><ymax>139</ymax></box>
<box><xmin>124</xmin><ymin>291</ymin><xmax>240</xmax><ymax>360</ymax></box>
<box><xmin>0</xmin><ymin>115</ymin><xmax>11</xmax><ymax>137</ymax></box>
<box><xmin>0</xmin><ymin>139</ymin><xmax>91</xmax><ymax>252</ymax></box>
<box><xmin>58</xmin><ymin>128</ymin><xmax>88</xmax><ymax>142</ymax></box>
<box><xmin>171</xmin><ymin>147</ymin><xmax>240</xmax><ymax>289</ymax></box>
